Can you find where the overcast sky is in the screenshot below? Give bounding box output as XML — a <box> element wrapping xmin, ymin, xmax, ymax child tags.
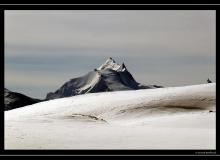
<box><xmin>5</xmin><ymin>10</ymin><xmax>216</xmax><ymax>99</ymax></box>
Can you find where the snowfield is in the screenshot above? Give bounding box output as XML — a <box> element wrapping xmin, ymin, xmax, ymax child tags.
<box><xmin>5</xmin><ymin>83</ymin><xmax>216</xmax><ymax>149</ymax></box>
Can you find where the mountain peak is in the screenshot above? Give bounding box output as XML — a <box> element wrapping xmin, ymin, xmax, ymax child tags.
<box><xmin>97</xmin><ymin>57</ymin><xmax>120</xmax><ymax>71</ymax></box>
<box><xmin>46</xmin><ymin>58</ymin><xmax>163</xmax><ymax>100</ymax></box>
<box><xmin>118</xmin><ymin>62</ymin><xmax>127</xmax><ymax>71</ymax></box>
<box><xmin>121</xmin><ymin>63</ymin><xmax>126</xmax><ymax>69</ymax></box>
<box><xmin>108</xmin><ymin>57</ymin><xmax>114</xmax><ymax>61</ymax></box>
<box><xmin>106</xmin><ymin>57</ymin><xmax>116</xmax><ymax>64</ymax></box>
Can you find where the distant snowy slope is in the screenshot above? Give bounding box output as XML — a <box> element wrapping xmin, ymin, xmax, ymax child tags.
<box><xmin>46</xmin><ymin>57</ymin><xmax>162</xmax><ymax>100</ymax></box>
<box><xmin>6</xmin><ymin>83</ymin><xmax>216</xmax><ymax>123</ymax></box>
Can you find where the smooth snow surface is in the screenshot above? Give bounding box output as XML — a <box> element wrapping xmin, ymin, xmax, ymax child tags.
<box><xmin>5</xmin><ymin>83</ymin><xmax>216</xmax><ymax>149</ymax></box>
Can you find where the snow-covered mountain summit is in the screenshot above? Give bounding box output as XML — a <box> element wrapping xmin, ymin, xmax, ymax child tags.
<box><xmin>97</xmin><ymin>57</ymin><xmax>122</xmax><ymax>71</ymax></box>
<box><xmin>46</xmin><ymin>58</ymin><xmax>162</xmax><ymax>100</ymax></box>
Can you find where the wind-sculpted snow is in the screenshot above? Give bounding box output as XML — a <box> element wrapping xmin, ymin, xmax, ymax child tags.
<box><xmin>6</xmin><ymin>83</ymin><xmax>215</xmax><ymax>124</ymax></box>
<box><xmin>5</xmin><ymin>83</ymin><xmax>216</xmax><ymax>149</ymax></box>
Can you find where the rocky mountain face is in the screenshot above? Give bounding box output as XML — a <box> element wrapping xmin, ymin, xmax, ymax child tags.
<box><xmin>4</xmin><ymin>88</ymin><xmax>41</xmax><ymax>111</ymax></box>
<box><xmin>46</xmin><ymin>58</ymin><xmax>163</xmax><ymax>100</ymax></box>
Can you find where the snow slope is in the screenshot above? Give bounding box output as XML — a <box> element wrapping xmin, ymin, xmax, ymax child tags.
<box><xmin>5</xmin><ymin>83</ymin><xmax>216</xmax><ymax>149</ymax></box>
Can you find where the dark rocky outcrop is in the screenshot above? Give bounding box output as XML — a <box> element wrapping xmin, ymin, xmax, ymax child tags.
<box><xmin>207</xmin><ymin>79</ymin><xmax>212</xmax><ymax>83</ymax></box>
<box><xmin>4</xmin><ymin>88</ymin><xmax>41</xmax><ymax>111</ymax></box>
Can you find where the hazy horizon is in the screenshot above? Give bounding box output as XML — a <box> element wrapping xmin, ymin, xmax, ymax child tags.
<box><xmin>5</xmin><ymin>10</ymin><xmax>216</xmax><ymax>99</ymax></box>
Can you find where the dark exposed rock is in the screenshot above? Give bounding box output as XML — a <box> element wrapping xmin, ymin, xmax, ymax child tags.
<box><xmin>207</xmin><ymin>79</ymin><xmax>212</xmax><ymax>83</ymax></box>
<box><xmin>4</xmin><ymin>88</ymin><xmax>41</xmax><ymax>111</ymax></box>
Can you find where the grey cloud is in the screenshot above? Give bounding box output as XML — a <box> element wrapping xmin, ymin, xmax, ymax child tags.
<box><xmin>5</xmin><ymin>10</ymin><xmax>216</xmax><ymax>98</ymax></box>
<box><xmin>5</xmin><ymin>10</ymin><xmax>215</xmax><ymax>56</ymax></box>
